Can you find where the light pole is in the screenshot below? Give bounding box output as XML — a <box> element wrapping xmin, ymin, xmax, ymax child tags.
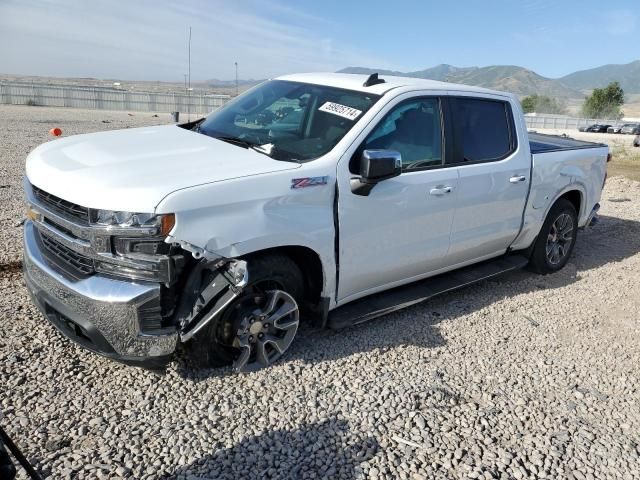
<box><xmin>235</xmin><ymin>62</ymin><xmax>238</xmax><ymax>97</ymax></box>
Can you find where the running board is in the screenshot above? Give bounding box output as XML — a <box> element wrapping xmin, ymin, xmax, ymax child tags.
<box><xmin>328</xmin><ymin>254</ymin><xmax>529</xmax><ymax>330</ymax></box>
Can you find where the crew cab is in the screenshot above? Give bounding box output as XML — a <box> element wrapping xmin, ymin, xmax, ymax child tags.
<box><xmin>23</xmin><ymin>73</ymin><xmax>609</xmax><ymax>371</ymax></box>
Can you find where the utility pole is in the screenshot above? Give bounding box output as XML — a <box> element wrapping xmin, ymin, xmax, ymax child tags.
<box><xmin>187</xmin><ymin>26</ymin><xmax>192</xmax><ymax>121</ymax></box>
<box><xmin>183</xmin><ymin>73</ymin><xmax>188</xmax><ymax>120</ymax></box>
<box><xmin>235</xmin><ymin>62</ymin><xmax>238</xmax><ymax>97</ymax></box>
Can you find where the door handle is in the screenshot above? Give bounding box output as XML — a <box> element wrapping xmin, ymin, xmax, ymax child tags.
<box><xmin>429</xmin><ymin>185</ymin><xmax>453</xmax><ymax>196</ymax></box>
<box><xmin>509</xmin><ymin>175</ymin><xmax>527</xmax><ymax>184</ymax></box>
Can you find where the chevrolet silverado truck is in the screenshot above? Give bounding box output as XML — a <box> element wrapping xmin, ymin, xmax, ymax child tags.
<box><xmin>23</xmin><ymin>73</ymin><xmax>609</xmax><ymax>371</ymax></box>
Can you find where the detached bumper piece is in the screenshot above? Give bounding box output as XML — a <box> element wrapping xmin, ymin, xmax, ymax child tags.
<box><xmin>176</xmin><ymin>257</ymin><xmax>248</xmax><ymax>342</ymax></box>
<box><xmin>23</xmin><ymin>222</ymin><xmax>177</xmax><ymax>368</ymax></box>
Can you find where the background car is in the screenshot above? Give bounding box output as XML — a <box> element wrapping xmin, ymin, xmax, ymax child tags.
<box><xmin>578</xmin><ymin>124</ymin><xmax>595</xmax><ymax>132</ymax></box>
<box><xmin>607</xmin><ymin>125</ymin><xmax>623</xmax><ymax>134</ymax></box>
<box><xmin>634</xmin><ymin>135</ymin><xmax>640</xmax><ymax>147</ymax></box>
<box><xmin>621</xmin><ymin>123</ymin><xmax>640</xmax><ymax>135</ymax></box>
<box><xmin>587</xmin><ymin>124</ymin><xmax>612</xmax><ymax>133</ymax></box>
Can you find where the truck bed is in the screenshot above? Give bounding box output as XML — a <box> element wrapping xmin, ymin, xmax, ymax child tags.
<box><xmin>529</xmin><ymin>132</ymin><xmax>606</xmax><ymax>154</ymax></box>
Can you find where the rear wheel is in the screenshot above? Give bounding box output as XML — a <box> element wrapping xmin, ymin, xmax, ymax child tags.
<box><xmin>528</xmin><ymin>198</ymin><xmax>578</xmax><ymax>274</ymax></box>
<box><xmin>188</xmin><ymin>255</ymin><xmax>304</xmax><ymax>371</ymax></box>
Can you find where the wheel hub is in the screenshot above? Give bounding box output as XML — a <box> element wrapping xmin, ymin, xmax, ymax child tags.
<box><xmin>249</xmin><ymin>320</ymin><xmax>263</xmax><ymax>335</ymax></box>
<box><xmin>227</xmin><ymin>290</ymin><xmax>300</xmax><ymax>372</ymax></box>
<box><xmin>545</xmin><ymin>213</ymin><xmax>574</xmax><ymax>265</ymax></box>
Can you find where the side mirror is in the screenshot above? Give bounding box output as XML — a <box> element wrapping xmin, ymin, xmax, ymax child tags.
<box><xmin>351</xmin><ymin>149</ymin><xmax>402</xmax><ymax>196</ymax></box>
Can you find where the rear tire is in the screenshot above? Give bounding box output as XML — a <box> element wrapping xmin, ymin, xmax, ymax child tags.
<box><xmin>528</xmin><ymin>198</ymin><xmax>578</xmax><ymax>274</ymax></box>
<box><xmin>188</xmin><ymin>254</ymin><xmax>304</xmax><ymax>370</ymax></box>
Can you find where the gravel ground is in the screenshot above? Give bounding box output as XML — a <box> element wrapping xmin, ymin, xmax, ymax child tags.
<box><xmin>1</xmin><ymin>105</ymin><xmax>640</xmax><ymax>479</ymax></box>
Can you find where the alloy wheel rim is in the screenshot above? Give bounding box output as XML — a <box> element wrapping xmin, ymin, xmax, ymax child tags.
<box><xmin>546</xmin><ymin>213</ymin><xmax>574</xmax><ymax>265</ymax></box>
<box><xmin>231</xmin><ymin>290</ymin><xmax>299</xmax><ymax>372</ymax></box>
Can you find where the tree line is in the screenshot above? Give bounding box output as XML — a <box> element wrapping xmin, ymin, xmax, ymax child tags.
<box><xmin>521</xmin><ymin>82</ymin><xmax>625</xmax><ymax>119</ymax></box>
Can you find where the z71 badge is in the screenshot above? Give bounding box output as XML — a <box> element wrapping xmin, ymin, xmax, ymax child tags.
<box><xmin>291</xmin><ymin>176</ymin><xmax>329</xmax><ymax>189</ymax></box>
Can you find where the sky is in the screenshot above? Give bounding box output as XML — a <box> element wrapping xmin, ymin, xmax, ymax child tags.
<box><xmin>0</xmin><ymin>0</ymin><xmax>638</xmax><ymax>82</ymax></box>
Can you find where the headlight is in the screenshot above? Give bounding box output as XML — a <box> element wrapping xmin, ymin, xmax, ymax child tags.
<box><xmin>91</xmin><ymin>210</ymin><xmax>175</xmax><ymax>235</ymax></box>
<box><xmin>113</xmin><ymin>237</ymin><xmax>171</xmax><ymax>256</ymax></box>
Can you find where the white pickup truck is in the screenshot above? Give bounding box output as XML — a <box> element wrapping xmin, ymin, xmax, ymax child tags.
<box><xmin>23</xmin><ymin>73</ymin><xmax>609</xmax><ymax>371</ymax></box>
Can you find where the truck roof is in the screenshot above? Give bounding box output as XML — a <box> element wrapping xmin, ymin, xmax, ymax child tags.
<box><xmin>275</xmin><ymin>72</ymin><xmax>511</xmax><ymax>98</ymax></box>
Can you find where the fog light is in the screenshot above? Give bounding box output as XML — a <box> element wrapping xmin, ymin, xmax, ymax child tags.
<box><xmin>95</xmin><ymin>260</ymin><xmax>162</xmax><ymax>282</ymax></box>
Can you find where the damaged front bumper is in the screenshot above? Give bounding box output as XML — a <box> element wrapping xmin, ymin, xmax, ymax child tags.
<box><xmin>23</xmin><ymin>221</ymin><xmax>177</xmax><ymax>368</ymax></box>
<box><xmin>23</xmin><ymin>221</ymin><xmax>249</xmax><ymax>368</ymax></box>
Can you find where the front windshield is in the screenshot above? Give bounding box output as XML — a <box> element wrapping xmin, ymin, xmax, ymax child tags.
<box><xmin>198</xmin><ymin>80</ymin><xmax>379</xmax><ymax>162</ymax></box>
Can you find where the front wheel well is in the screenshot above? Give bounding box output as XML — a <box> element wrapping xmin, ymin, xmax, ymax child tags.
<box><xmin>242</xmin><ymin>246</ymin><xmax>324</xmax><ymax>309</ymax></box>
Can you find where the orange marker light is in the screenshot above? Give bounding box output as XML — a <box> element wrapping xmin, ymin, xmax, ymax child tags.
<box><xmin>50</xmin><ymin>127</ymin><xmax>62</xmax><ymax>136</ymax></box>
<box><xmin>160</xmin><ymin>214</ymin><xmax>176</xmax><ymax>236</ymax></box>
<box><xmin>26</xmin><ymin>206</ymin><xmax>40</xmax><ymax>221</ymax></box>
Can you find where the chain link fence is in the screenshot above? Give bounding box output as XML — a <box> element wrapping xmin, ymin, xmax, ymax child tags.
<box><xmin>0</xmin><ymin>82</ymin><xmax>231</xmax><ymax>114</ymax></box>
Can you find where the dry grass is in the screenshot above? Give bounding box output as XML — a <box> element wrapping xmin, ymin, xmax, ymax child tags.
<box><xmin>608</xmin><ymin>144</ymin><xmax>640</xmax><ymax>181</ymax></box>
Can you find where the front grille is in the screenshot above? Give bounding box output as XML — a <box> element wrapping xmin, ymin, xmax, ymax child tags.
<box><xmin>40</xmin><ymin>232</ymin><xmax>95</xmax><ymax>276</ymax></box>
<box><xmin>32</xmin><ymin>185</ymin><xmax>90</xmax><ymax>223</ymax></box>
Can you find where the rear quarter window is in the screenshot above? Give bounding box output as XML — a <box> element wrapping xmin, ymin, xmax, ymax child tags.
<box><xmin>449</xmin><ymin>97</ymin><xmax>516</xmax><ymax>163</ymax></box>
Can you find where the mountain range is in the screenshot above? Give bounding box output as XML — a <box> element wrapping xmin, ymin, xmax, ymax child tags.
<box><xmin>338</xmin><ymin>60</ymin><xmax>640</xmax><ymax>98</ymax></box>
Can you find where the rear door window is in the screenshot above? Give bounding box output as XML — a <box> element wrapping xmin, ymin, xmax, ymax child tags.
<box><xmin>448</xmin><ymin>98</ymin><xmax>516</xmax><ymax>163</ymax></box>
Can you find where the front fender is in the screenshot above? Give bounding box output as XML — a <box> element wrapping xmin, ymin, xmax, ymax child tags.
<box><xmin>156</xmin><ymin>169</ymin><xmax>337</xmax><ymax>300</ymax></box>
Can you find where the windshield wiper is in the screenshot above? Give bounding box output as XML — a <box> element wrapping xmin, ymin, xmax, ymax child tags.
<box><xmin>213</xmin><ymin>135</ymin><xmax>254</xmax><ymax>149</ymax></box>
<box><xmin>212</xmin><ymin>135</ymin><xmax>300</xmax><ymax>163</ymax></box>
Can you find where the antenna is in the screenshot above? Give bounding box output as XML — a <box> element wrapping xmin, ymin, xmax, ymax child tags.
<box><xmin>363</xmin><ymin>73</ymin><xmax>385</xmax><ymax>87</ymax></box>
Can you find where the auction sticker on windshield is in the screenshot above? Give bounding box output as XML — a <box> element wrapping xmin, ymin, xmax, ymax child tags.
<box><xmin>318</xmin><ymin>102</ymin><xmax>362</xmax><ymax>121</ymax></box>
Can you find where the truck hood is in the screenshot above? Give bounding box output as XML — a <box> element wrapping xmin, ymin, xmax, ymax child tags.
<box><xmin>26</xmin><ymin>125</ymin><xmax>300</xmax><ymax>212</ymax></box>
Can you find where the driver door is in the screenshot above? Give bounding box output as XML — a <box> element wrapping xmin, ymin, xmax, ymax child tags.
<box><xmin>337</xmin><ymin>96</ymin><xmax>459</xmax><ymax>304</ymax></box>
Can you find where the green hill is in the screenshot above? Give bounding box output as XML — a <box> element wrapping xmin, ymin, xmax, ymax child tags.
<box><xmin>338</xmin><ymin>64</ymin><xmax>586</xmax><ymax>98</ymax></box>
<box><xmin>560</xmin><ymin>60</ymin><xmax>640</xmax><ymax>94</ymax></box>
